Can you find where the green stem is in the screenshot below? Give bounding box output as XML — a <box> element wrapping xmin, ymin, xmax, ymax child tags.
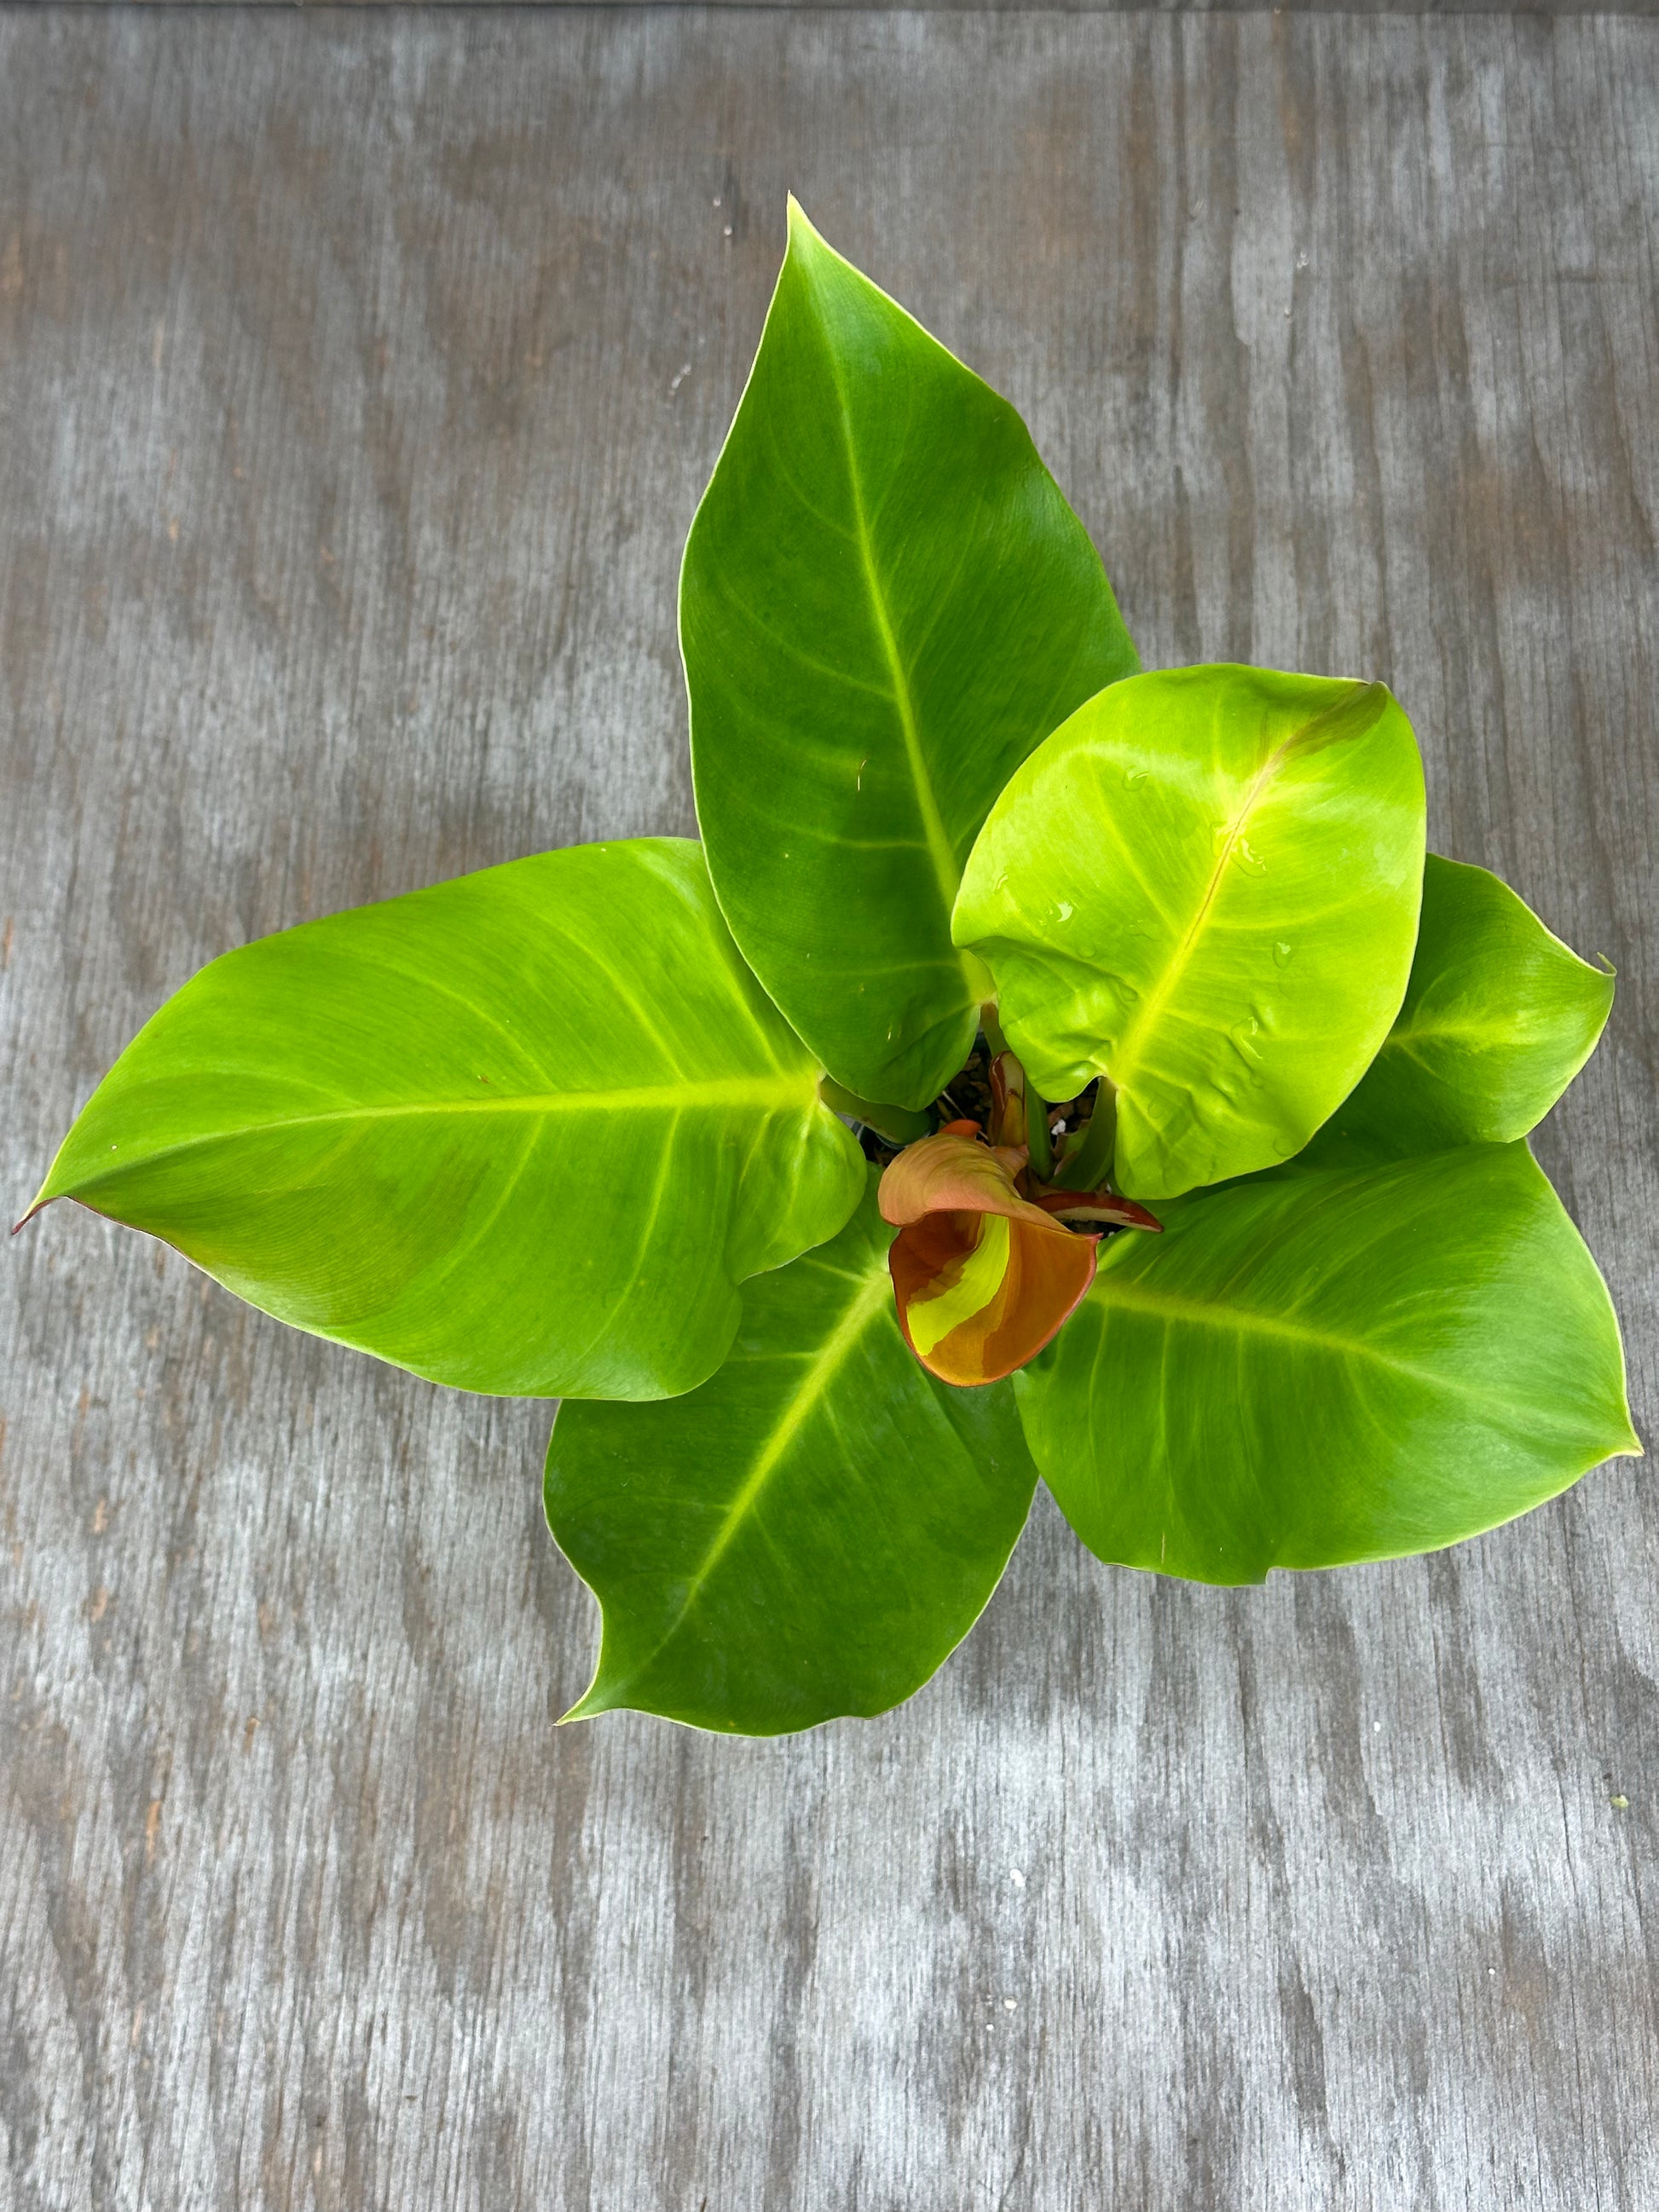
<box><xmin>1055</xmin><ymin>1077</ymin><xmax>1118</xmax><ymax>1190</ymax></box>
<box><xmin>818</xmin><ymin>1077</ymin><xmax>933</xmax><ymax>1146</ymax></box>
<box><xmin>1024</xmin><ymin>1082</ymin><xmax>1055</xmax><ymax>1181</ymax></box>
<box><xmin>980</xmin><ymin>1002</ymin><xmax>1007</xmax><ymax>1056</ymax></box>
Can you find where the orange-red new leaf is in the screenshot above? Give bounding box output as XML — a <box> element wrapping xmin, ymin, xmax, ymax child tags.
<box><xmin>879</xmin><ymin>1130</ymin><xmax>1101</xmax><ymax>1385</ymax></box>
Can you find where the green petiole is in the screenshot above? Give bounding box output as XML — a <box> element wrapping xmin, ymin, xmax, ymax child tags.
<box><xmin>1025</xmin><ymin>1083</ymin><xmax>1055</xmax><ymax>1180</ymax></box>
<box><xmin>1055</xmin><ymin>1077</ymin><xmax>1118</xmax><ymax>1190</ymax></box>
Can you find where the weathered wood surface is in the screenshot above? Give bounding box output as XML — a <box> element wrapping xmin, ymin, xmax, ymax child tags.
<box><xmin>2</xmin><ymin>9</ymin><xmax>1656</xmax><ymax>2207</ymax></box>
<box><xmin>66</xmin><ymin>0</ymin><xmax>1659</xmax><ymax>17</ymax></box>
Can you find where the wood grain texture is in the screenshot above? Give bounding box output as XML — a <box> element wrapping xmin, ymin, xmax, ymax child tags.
<box><xmin>2</xmin><ymin>9</ymin><xmax>1655</xmax><ymax>2207</ymax></box>
<box><xmin>62</xmin><ymin>1</ymin><xmax>1659</xmax><ymax>18</ymax></box>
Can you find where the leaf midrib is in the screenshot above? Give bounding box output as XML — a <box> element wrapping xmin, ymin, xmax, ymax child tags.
<box><xmin>51</xmin><ymin>1074</ymin><xmax>816</xmax><ymax>1197</ymax></box>
<box><xmin>1090</xmin><ymin>1271</ymin><xmax>1593</xmax><ymax>1430</ymax></box>
<box><xmin>1374</xmin><ymin>1013</ymin><xmax>1553</xmax><ymax>1060</ymax></box>
<box><xmin>1108</xmin><ymin>726</ymin><xmax>1309</xmax><ymax>1089</ymax></box>
<box><xmin>593</xmin><ymin>1260</ymin><xmax>893</xmax><ymax>1704</ymax></box>
<box><xmin>816</xmin><ymin>305</ymin><xmax>968</xmax><ymax>955</ymax></box>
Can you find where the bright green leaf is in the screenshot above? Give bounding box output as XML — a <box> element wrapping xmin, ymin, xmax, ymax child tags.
<box><xmin>547</xmin><ymin>1173</ymin><xmax>1038</xmax><ymax>1734</ymax></box>
<box><xmin>32</xmin><ymin>839</ymin><xmax>864</xmax><ymax>1401</ymax></box>
<box><xmin>1015</xmin><ymin>1145</ymin><xmax>1639</xmax><ymax>1585</ymax></box>
<box><xmin>1298</xmin><ymin>853</ymin><xmax>1615</xmax><ymax>1168</ymax></box>
<box><xmin>683</xmin><ymin>199</ymin><xmax>1138</xmax><ymax>1113</ymax></box>
<box><xmin>953</xmin><ymin>665</ymin><xmax>1426</xmax><ymax>1198</ymax></box>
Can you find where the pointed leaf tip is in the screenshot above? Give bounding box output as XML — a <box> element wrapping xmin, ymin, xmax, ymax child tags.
<box><xmin>558</xmin><ymin>1688</ymin><xmax>614</xmax><ymax>1726</ymax></box>
<box><xmin>784</xmin><ymin>195</ymin><xmax>825</xmax><ymax>259</ymax></box>
<box><xmin>12</xmin><ymin>1187</ymin><xmax>53</xmax><ymax>1235</ymax></box>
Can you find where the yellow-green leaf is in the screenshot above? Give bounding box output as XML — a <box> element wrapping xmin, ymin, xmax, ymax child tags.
<box><xmin>954</xmin><ymin>665</ymin><xmax>1426</xmax><ymax>1198</ymax></box>
<box><xmin>684</xmin><ymin>200</ymin><xmax>1137</xmax><ymax>1112</ymax></box>
<box><xmin>1301</xmin><ymin>853</ymin><xmax>1615</xmax><ymax>1166</ymax></box>
<box><xmin>548</xmin><ymin>1175</ymin><xmax>1037</xmax><ymax>1732</ymax></box>
<box><xmin>1016</xmin><ymin>1145</ymin><xmax>1639</xmax><ymax>1584</ymax></box>
<box><xmin>32</xmin><ymin>840</ymin><xmax>864</xmax><ymax>1400</ymax></box>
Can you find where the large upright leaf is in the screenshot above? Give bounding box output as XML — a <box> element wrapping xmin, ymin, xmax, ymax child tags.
<box><xmin>683</xmin><ymin>199</ymin><xmax>1138</xmax><ymax>1113</ymax></box>
<box><xmin>547</xmin><ymin>1175</ymin><xmax>1038</xmax><ymax>1734</ymax></box>
<box><xmin>954</xmin><ymin>665</ymin><xmax>1426</xmax><ymax>1198</ymax></box>
<box><xmin>1015</xmin><ymin>1145</ymin><xmax>1639</xmax><ymax>1585</ymax></box>
<box><xmin>30</xmin><ymin>840</ymin><xmax>864</xmax><ymax>1401</ymax></box>
<box><xmin>1298</xmin><ymin>854</ymin><xmax>1615</xmax><ymax>1168</ymax></box>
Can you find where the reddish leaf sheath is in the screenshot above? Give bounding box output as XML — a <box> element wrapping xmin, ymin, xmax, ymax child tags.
<box><xmin>1031</xmin><ymin>1191</ymin><xmax>1164</xmax><ymax>1233</ymax></box>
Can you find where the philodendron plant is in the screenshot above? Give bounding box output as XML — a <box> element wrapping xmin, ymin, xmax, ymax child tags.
<box><xmin>26</xmin><ymin>203</ymin><xmax>1639</xmax><ymax>1735</ymax></box>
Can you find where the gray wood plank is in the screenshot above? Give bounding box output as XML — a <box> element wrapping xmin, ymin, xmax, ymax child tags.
<box><xmin>54</xmin><ymin>0</ymin><xmax>1659</xmax><ymax>17</ymax></box>
<box><xmin>2</xmin><ymin>9</ymin><xmax>1655</xmax><ymax>2208</ymax></box>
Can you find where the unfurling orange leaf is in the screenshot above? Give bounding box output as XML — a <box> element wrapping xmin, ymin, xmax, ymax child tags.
<box><xmin>878</xmin><ymin>1129</ymin><xmax>1048</xmax><ymax>1231</ymax></box>
<box><xmin>877</xmin><ymin>1129</ymin><xmax>1158</xmax><ymax>1387</ymax></box>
